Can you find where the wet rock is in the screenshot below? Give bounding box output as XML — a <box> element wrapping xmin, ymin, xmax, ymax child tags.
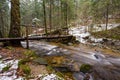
<box><xmin>53</xmin><ymin>66</ymin><xmax>71</xmax><ymax>72</ymax></box>
<box><xmin>83</xmin><ymin>36</ymin><xmax>89</xmax><ymax>40</ymax></box>
<box><xmin>68</xmin><ymin>43</ymin><xmax>73</xmax><ymax>46</ymax></box>
<box><xmin>114</xmin><ymin>41</ymin><xmax>120</xmax><ymax>46</ymax></box>
<box><xmin>80</xmin><ymin>64</ymin><xmax>92</xmax><ymax>73</ymax></box>
<box><xmin>73</xmin><ymin>72</ymin><xmax>84</xmax><ymax>80</ymax></box>
<box><xmin>0</xmin><ymin>55</ymin><xmax>2</xmax><ymax>59</ymax></box>
<box><xmin>33</xmin><ymin>58</ymin><xmax>48</xmax><ymax>65</ymax></box>
<box><xmin>69</xmin><ymin>63</ymin><xmax>80</xmax><ymax>72</ymax></box>
<box><xmin>103</xmin><ymin>38</ymin><xmax>109</xmax><ymax>42</ymax></box>
<box><xmin>84</xmin><ymin>73</ymin><xmax>90</xmax><ymax>80</ymax></box>
<box><xmin>93</xmin><ymin>52</ymin><xmax>105</xmax><ymax>60</ymax></box>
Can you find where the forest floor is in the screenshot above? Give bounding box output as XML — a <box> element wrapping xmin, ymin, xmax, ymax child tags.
<box><xmin>0</xmin><ymin>46</ymin><xmax>49</xmax><ymax>79</ymax></box>
<box><xmin>0</xmin><ymin>40</ymin><xmax>120</xmax><ymax>80</ymax></box>
<box><xmin>91</xmin><ymin>26</ymin><xmax>120</xmax><ymax>52</ymax></box>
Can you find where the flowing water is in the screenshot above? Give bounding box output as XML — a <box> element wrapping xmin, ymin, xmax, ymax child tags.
<box><xmin>21</xmin><ymin>41</ymin><xmax>120</xmax><ymax>80</ymax></box>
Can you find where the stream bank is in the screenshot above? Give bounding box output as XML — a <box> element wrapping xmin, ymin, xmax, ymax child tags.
<box><xmin>69</xmin><ymin>24</ymin><xmax>120</xmax><ymax>53</ymax></box>
<box><xmin>1</xmin><ymin>40</ymin><xmax>120</xmax><ymax>80</ymax></box>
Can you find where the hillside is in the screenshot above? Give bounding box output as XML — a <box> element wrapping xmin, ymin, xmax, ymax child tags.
<box><xmin>91</xmin><ymin>26</ymin><xmax>120</xmax><ymax>40</ymax></box>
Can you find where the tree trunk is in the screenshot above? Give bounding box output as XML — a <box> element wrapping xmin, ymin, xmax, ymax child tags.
<box><xmin>65</xmin><ymin>2</ymin><xmax>68</xmax><ymax>34</ymax></box>
<box><xmin>9</xmin><ymin>0</ymin><xmax>21</xmax><ymax>46</ymax></box>
<box><xmin>0</xmin><ymin>11</ymin><xmax>4</xmax><ymax>38</ymax></box>
<box><xmin>43</xmin><ymin>0</ymin><xmax>48</xmax><ymax>36</ymax></box>
<box><xmin>60</xmin><ymin>0</ymin><xmax>63</xmax><ymax>29</ymax></box>
<box><xmin>49</xmin><ymin>0</ymin><xmax>52</xmax><ymax>33</ymax></box>
<box><xmin>105</xmin><ymin>4</ymin><xmax>109</xmax><ymax>31</ymax></box>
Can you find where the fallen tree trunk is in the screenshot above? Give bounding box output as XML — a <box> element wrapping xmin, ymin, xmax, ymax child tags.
<box><xmin>0</xmin><ymin>35</ymin><xmax>73</xmax><ymax>42</ymax></box>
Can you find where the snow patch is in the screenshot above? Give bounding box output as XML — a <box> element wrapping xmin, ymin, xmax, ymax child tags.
<box><xmin>0</xmin><ymin>57</ymin><xmax>24</xmax><ymax>80</ymax></box>
<box><xmin>37</xmin><ymin>74</ymin><xmax>64</xmax><ymax>80</ymax></box>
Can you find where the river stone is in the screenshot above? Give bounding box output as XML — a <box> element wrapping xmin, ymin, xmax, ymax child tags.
<box><xmin>69</xmin><ymin>63</ymin><xmax>80</xmax><ymax>72</ymax></box>
<box><xmin>33</xmin><ymin>58</ymin><xmax>48</xmax><ymax>65</ymax></box>
<box><xmin>103</xmin><ymin>38</ymin><xmax>109</xmax><ymax>42</ymax></box>
<box><xmin>114</xmin><ymin>41</ymin><xmax>120</xmax><ymax>46</ymax></box>
<box><xmin>0</xmin><ymin>55</ymin><xmax>2</xmax><ymax>59</ymax></box>
<box><xmin>73</xmin><ymin>72</ymin><xmax>84</xmax><ymax>80</ymax></box>
<box><xmin>68</xmin><ymin>43</ymin><xmax>73</xmax><ymax>46</ymax></box>
<box><xmin>53</xmin><ymin>66</ymin><xmax>71</xmax><ymax>72</ymax></box>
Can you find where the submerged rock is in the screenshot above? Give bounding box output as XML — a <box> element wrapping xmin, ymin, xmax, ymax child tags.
<box><xmin>73</xmin><ymin>72</ymin><xmax>84</xmax><ymax>80</ymax></box>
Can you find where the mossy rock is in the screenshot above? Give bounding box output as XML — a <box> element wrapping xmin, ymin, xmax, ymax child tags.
<box><xmin>33</xmin><ymin>57</ymin><xmax>48</xmax><ymax>65</ymax></box>
<box><xmin>80</xmin><ymin>64</ymin><xmax>92</xmax><ymax>73</ymax></box>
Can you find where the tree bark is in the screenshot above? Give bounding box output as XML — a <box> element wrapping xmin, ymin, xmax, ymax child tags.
<box><xmin>49</xmin><ymin>0</ymin><xmax>52</xmax><ymax>33</ymax></box>
<box><xmin>43</xmin><ymin>0</ymin><xmax>48</xmax><ymax>36</ymax></box>
<box><xmin>9</xmin><ymin>0</ymin><xmax>21</xmax><ymax>46</ymax></box>
<box><xmin>105</xmin><ymin>4</ymin><xmax>109</xmax><ymax>31</ymax></box>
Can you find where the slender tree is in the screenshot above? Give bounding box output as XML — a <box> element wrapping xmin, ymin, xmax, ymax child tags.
<box><xmin>43</xmin><ymin>0</ymin><xmax>48</xmax><ymax>35</ymax></box>
<box><xmin>49</xmin><ymin>0</ymin><xmax>52</xmax><ymax>33</ymax></box>
<box><xmin>105</xmin><ymin>4</ymin><xmax>109</xmax><ymax>30</ymax></box>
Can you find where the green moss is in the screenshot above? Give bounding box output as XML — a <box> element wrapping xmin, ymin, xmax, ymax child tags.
<box><xmin>20</xmin><ymin>65</ymin><xmax>31</xmax><ymax>75</ymax></box>
<box><xmin>47</xmin><ymin>66</ymin><xmax>54</xmax><ymax>73</ymax></box>
<box><xmin>18</xmin><ymin>58</ymin><xmax>30</xmax><ymax>66</ymax></box>
<box><xmin>23</xmin><ymin>50</ymin><xmax>36</xmax><ymax>58</ymax></box>
<box><xmin>6</xmin><ymin>46</ymin><xmax>14</xmax><ymax>50</ymax></box>
<box><xmin>80</xmin><ymin>64</ymin><xmax>92</xmax><ymax>73</ymax></box>
<box><xmin>56</xmin><ymin>71</ymin><xmax>65</xmax><ymax>78</ymax></box>
<box><xmin>2</xmin><ymin>65</ymin><xmax>11</xmax><ymax>72</ymax></box>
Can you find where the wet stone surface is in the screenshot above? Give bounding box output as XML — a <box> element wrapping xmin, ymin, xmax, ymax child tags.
<box><xmin>33</xmin><ymin>58</ymin><xmax>48</xmax><ymax>65</ymax></box>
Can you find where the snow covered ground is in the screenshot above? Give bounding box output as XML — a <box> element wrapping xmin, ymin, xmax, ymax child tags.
<box><xmin>0</xmin><ymin>55</ymin><xmax>64</xmax><ymax>80</ymax></box>
<box><xmin>93</xmin><ymin>24</ymin><xmax>120</xmax><ymax>31</ymax></box>
<box><xmin>69</xmin><ymin>24</ymin><xmax>120</xmax><ymax>44</ymax></box>
<box><xmin>36</xmin><ymin>74</ymin><xmax>64</xmax><ymax>80</ymax></box>
<box><xmin>0</xmin><ymin>57</ymin><xmax>23</xmax><ymax>80</ymax></box>
<box><xmin>69</xmin><ymin>26</ymin><xmax>90</xmax><ymax>43</ymax></box>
